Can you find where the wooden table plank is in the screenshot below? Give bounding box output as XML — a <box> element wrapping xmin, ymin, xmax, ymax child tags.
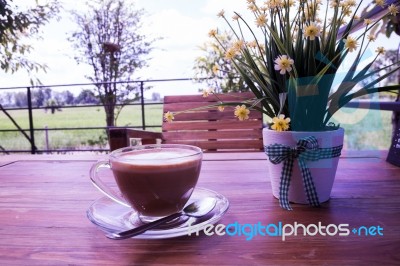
<box><xmin>0</xmin><ymin>152</ymin><xmax>399</xmax><ymax>265</ymax></box>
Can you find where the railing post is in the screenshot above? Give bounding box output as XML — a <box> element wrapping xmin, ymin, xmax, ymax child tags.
<box><xmin>45</xmin><ymin>125</ymin><xmax>50</xmax><ymax>153</ymax></box>
<box><xmin>27</xmin><ymin>87</ymin><xmax>36</xmax><ymax>154</ymax></box>
<box><xmin>140</xmin><ymin>81</ymin><xmax>146</xmax><ymax>130</ymax></box>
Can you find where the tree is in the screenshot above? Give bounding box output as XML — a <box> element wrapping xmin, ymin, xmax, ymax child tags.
<box><xmin>44</xmin><ymin>98</ymin><xmax>61</xmax><ymax>114</ymax></box>
<box><xmin>0</xmin><ymin>0</ymin><xmax>60</xmax><ymax>81</ymax></box>
<box><xmin>193</xmin><ymin>31</ymin><xmax>248</xmax><ymax>93</ymax></box>
<box><xmin>74</xmin><ymin>89</ymin><xmax>99</xmax><ymax>105</ymax></box>
<box><xmin>68</xmin><ymin>0</ymin><xmax>154</xmax><ymax>126</ymax></box>
<box><xmin>14</xmin><ymin>91</ymin><xmax>27</xmax><ymax>107</ymax></box>
<box><xmin>151</xmin><ymin>92</ymin><xmax>161</xmax><ymax>102</ymax></box>
<box><xmin>59</xmin><ymin>90</ymin><xmax>75</xmax><ymax>105</ymax></box>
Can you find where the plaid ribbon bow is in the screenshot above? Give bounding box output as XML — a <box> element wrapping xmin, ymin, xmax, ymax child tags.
<box><xmin>265</xmin><ymin>136</ymin><xmax>342</xmax><ymax>210</ymax></box>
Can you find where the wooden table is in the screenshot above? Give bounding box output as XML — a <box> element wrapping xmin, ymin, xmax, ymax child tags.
<box><xmin>0</xmin><ymin>151</ymin><xmax>399</xmax><ymax>265</ymax></box>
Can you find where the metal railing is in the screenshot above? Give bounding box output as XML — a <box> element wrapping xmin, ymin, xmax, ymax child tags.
<box><xmin>0</xmin><ymin>78</ymin><xmax>195</xmax><ymax>154</ymax></box>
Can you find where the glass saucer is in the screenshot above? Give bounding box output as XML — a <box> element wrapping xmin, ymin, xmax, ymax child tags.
<box><xmin>87</xmin><ymin>187</ymin><xmax>229</xmax><ymax>239</ymax></box>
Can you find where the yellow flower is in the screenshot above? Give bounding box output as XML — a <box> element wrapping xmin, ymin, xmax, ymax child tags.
<box><xmin>208</xmin><ymin>29</ymin><xmax>217</xmax><ymax>37</ymax></box>
<box><xmin>376</xmin><ymin>47</ymin><xmax>385</xmax><ymax>55</ymax></box>
<box><xmin>268</xmin><ymin>0</ymin><xmax>284</xmax><ymax>9</ymax></box>
<box><xmin>212</xmin><ymin>65</ymin><xmax>219</xmax><ymax>75</ymax></box>
<box><xmin>364</xmin><ymin>19</ymin><xmax>373</xmax><ymax>25</ymax></box>
<box><xmin>233</xmin><ymin>40</ymin><xmax>245</xmax><ymax>51</ymax></box>
<box><xmin>375</xmin><ymin>0</ymin><xmax>386</xmax><ymax>8</ymax></box>
<box><xmin>247</xmin><ymin>40</ymin><xmax>258</xmax><ymax>48</ymax></box>
<box><xmin>303</xmin><ymin>23</ymin><xmax>321</xmax><ymax>41</ymax></box>
<box><xmin>218</xmin><ymin>105</ymin><xmax>225</xmax><ymax>112</ymax></box>
<box><xmin>342</xmin><ymin>7</ymin><xmax>353</xmax><ymax>17</ymax></box>
<box><xmin>248</xmin><ymin>4</ymin><xmax>257</xmax><ymax>11</ymax></box>
<box><xmin>234</xmin><ymin>105</ymin><xmax>250</xmax><ymax>121</ymax></box>
<box><xmin>271</xmin><ymin>114</ymin><xmax>291</xmax><ymax>131</ymax></box>
<box><xmin>344</xmin><ymin>36</ymin><xmax>358</xmax><ymax>52</ymax></box>
<box><xmin>225</xmin><ymin>47</ymin><xmax>237</xmax><ymax>60</ymax></box>
<box><xmin>164</xmin><ymin>111</ymin><xmax>174</xmax><ymax>122</ymax></box>
<box><xmin>255</xmin><ymin>14</ymin><xmax>267</xmax><ymax>27</ymax></box>
<box><xmin>367</xmin><ymin>34</ymin><xmax>376</xmax><ymax>42</ymax></box>
<box><xmin>345</xmin><ymin>0</ymin><xmax>357</xmax><ymax>7</ymax></box>
<box><xmin>388</xmin><ymin>4</ymin><xmax>399</xmax><ymax>16</ymax></box>
<box><xmin>274</xmin><ymin>55</ymin><xmax>294</xmax><ymax>75</ymax></box>
<box><xmin>202</xmin><ymin>88</ymin><xmax>214</xmax><ymax>97</ymax></box>
<box><xmin>283</xmin><ymin>0</ymin><xmax>295</xmax><ymax>8</ymax></box>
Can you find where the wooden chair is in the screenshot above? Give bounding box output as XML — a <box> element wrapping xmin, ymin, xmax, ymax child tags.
<box><xmin>108</xmin><ymin>92</ymin><xmax>264</xmax><ymax>152</ymax></box>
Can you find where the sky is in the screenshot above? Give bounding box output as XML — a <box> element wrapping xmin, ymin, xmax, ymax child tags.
<box><xmin>0</xmin><ymin>0</ymin><xmax>248</xmax><ymax>97</ymax></box>
<box><xmin>1</xmin><ymin>0</ymin><xmax>399</xmax><ymax>97</ymax></box>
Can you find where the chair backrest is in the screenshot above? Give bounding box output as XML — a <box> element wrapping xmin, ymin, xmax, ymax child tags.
<box><xmin>161</xmin><ymin>92</ymin><xmax>264</xmax><ymax>152</ymax></box>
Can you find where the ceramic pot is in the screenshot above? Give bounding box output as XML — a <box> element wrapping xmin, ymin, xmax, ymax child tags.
<box><xmin>263</xmin><ymin>128</ymin><xmax>345</xmax><ymax>204</ymax></box>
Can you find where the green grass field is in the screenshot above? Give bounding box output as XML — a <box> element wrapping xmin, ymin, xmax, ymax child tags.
<box><xmin>0</xmin><ymin>104</ymin><xmax>163</xmax><ymax>151</ymax></box>
<box><xmin>0</xmin><ymin>104</ymin><xmax>393</xmax><ymax>152</ymax></box>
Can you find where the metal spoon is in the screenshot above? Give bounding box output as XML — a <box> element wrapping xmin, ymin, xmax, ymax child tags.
<box><xmin>106</xmin><ymin>197</ymin><xmax>217</xmax><ymax>240</ymax></box>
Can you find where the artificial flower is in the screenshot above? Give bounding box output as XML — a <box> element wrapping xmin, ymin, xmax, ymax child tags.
<box><xmin>271</xmin><ymin>115</ymin><xmax>291</xmax><ymax>132</ymax></box>
<box><xmin>364</xmin><ymin>19</ymin><xmax>373</xmax><ymax>25</ymax></box>
<box><xmin>344</xmin><ymin>36</ymin><xmax>358</xmax><ymax>52</ymax></box>
<box><xmin>274</xmin><ymin>55</ymin><xmax>294</xmax><ymax>75</ymax></box>
<box><xmin>367</xmin><ymin>34</ymin><xmax>376</xmax><ymax>42</ymax></box>
<box><xmin>388</xmin><ymin>4</ymin><xmax>399</xmax><ymax>16</ymax></box>
<box><xmin>255</xmin><ymin>14</ymin><xmax>267</xmax><ymax>27</ymax></box>
<box><xmin>375</xmin><ymin>0</ymin><xmax>386</xmax><ymax>8</ymax></box>
<box><xmin>234</xmin><ymin>105</ymin><xmax>250</xmax><ymax>121</ymax></box>
<box><xmin>164</xmin><ymin>111</ymin><xmax>174</xmax><ymax>122</ymax></box>
<box><xmin>304</xmin><ymin>23</ymin><xmax>321</xmax><ymax>41</ymax></box>
<box><xmin>208</xmin><ymin>29</ymin><xmax>217</xmax><ymax>38</ymax></box>
<box><xmin>181</xmin><ymin>0</ymin><xmax>400</xmax><ymax>132</ymax></box>
<box><xmin>212</xmin><ymin>65</ymin><xmax>219</xmax><ymax>75</ymax></box>
<box><xmin>225</xmin><ymin>47</ymin><xmax>237</xmax><ymax>60</ymax></box>
<box><xmin>376</xmin><ymin>47</ymin><xmax>386</xmax><ymax>55</ymax></box>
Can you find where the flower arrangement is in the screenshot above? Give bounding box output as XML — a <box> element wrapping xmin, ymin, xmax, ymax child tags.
<box><xmin>165</xmin><ymin>0</ymin><xmax>400</xmax><ymax>132</ymax></box>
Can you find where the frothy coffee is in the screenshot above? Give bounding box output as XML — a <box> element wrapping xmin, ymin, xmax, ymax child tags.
<box><xmin>111</xmin><ymin>148</ymin><xmax>202</xmax><ymax>217</ymax></box>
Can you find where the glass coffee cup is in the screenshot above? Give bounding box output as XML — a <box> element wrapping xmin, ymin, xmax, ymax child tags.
<box><xmin>90</xmin><ymin>144</ymin><xmax>203</xmax><ymax>222</ymax></box>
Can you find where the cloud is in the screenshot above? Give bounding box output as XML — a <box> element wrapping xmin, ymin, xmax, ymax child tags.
<box><xmin>144</xmin><ymin>9</ymin><xmax>215</xmax><ymax>48</ymax></box>
<box><xmin>201</xmin><ymin>0</ymin><xmax>246</xmax><ymax>15</ymax></box>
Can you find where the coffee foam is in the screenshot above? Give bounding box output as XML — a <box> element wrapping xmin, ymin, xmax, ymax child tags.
<box><xmin>111</xmin><ymin>148</ymin><xmax>201</xmax><ymax>171</ymax></box>
<box><xmin>119</xmin><ymin>149</ymin><xmax>194</xmax><ymax>160</ymax></box>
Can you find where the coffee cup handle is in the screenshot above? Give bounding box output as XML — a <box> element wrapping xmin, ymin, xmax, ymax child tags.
<box><xmin>89</xmin><ymin>161</ymin><xmax>131</xmax><ymax>207</ymax></box>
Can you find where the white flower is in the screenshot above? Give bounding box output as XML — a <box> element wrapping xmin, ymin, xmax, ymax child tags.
<box><xmin>274</xmin><ymin>55</ymin><xmax>294</xmax><ymax>75</ymax></box>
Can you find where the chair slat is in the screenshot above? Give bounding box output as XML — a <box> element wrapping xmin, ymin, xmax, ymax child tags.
<box><xmin>163</xmin><ymin>139</ymin><xmax>263</xmax><ymax>151</ymax></box>
<box><xmin>162</xmin><ymin>120</ymin><xmax>263</xmax><ymax>131</ymax></box>
<box><xmin>163</xmin><ymin>92</ymin><xmax>256</xmax><ymax>104</ymax></box>
<box><xmin>162</xmin><ymin>130</ymin><xmax>262</xmax><ymax>140</ymax></box>
<box><xmin>169</xmin><ymin>110</ymin><xmax>262</xmax><ymax>121</ymax></box>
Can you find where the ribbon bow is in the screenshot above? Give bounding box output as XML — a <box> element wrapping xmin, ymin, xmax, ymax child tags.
<box><xmin>265</xmin><ymin>136</ymin><xmax>342</xmax><ymax>210</ymax></box>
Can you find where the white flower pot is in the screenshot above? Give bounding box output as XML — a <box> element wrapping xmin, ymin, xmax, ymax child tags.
<box><xmin>263</xmin><ymin>127</ymin><xmax>345</xmax><ymax>204</ymax></box>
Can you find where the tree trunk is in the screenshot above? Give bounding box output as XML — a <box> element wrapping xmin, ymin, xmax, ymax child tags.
<box><xmin>104</xmin><ymin>100</ymin><xmax>115</xmax><ymax>127</ymax></box>
<box><xmin>105</xmin><ymin>108</ymin><xmax>115</xmax><ymax>127</ymax></box>
<box><xmin>103</xmin><ymin>89</ymin><xmax>116</xmax><ymax>127</ymax></box>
